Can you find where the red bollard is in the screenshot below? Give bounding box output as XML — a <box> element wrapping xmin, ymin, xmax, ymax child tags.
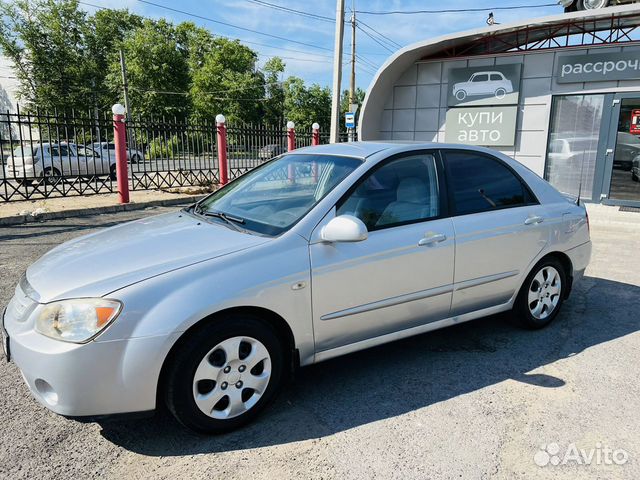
<box><xmin>112</xmin><ymin>104</ymin><xmax>129</xmax><ymax>204</ymax></box>
<box><xmin>287</xmin><ymin>121</ymin><xmax>296</xmax><ymax>183</ymax></box>
<box><xmin>216</xmin><ymin>114</ymin><xmax>229</xmax><ymax>186</ymax></box>
<box><xmin>287</xmin><ymin>121</ymin><xmax>296</xmax><ymax>152</ymax></box>
<box><xmin>311</xmin><ymin>122</ymin><xmax>320</xmax><ymax>182</ymax></box>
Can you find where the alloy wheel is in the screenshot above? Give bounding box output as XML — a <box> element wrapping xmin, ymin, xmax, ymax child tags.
<box><xmin>527</xmin><ymin>266</ymin><xmax>562</xmax><ymax>320</ymax></box>
<box><xmin>192</xmin><ymin>336</ymin><xmax>272</xmax><ymax>420</ymax></box>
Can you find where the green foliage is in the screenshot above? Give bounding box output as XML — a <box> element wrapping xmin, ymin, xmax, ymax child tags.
<box><xmin>0</xmin><ymin>0</ymin><xmax>348</xmax><ymax>130</ymax></box>
<box><xmin>283</xmin><ymin>77</ymin><xmax>331</xmax><ymax>131</ymax></box>
<box><xmin>106</xmin><ymin>19</ymin><xmax>190</xmax><ymax>119</ymax></box>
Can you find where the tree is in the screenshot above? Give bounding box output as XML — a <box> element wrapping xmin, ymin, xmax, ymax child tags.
<box><xmin>85</xmin><ymin>8</ymin><xmax>143</xmax><ymax>111</ymax></box>
<box><xmin>189</xmin><ymin>36</ymin><xmax>265</xmax><ymax>124</ymax></box>
<box><xmin>283</xmin><ymin>76</ymin><xmax>331</xmax><ymax>132</ymax></box>
<box><xmin>106</xmin><ymin>19</ymin><xmax>190</xmax><ymax>119</ymax></box>
<box><xmin>0</xmin><ymin>0</ymin><xmax>92</xmax><ymax>112</ymax></box>
<box><xmin>261</xmin><ymin>57</ymin><xmax>285</xmax><ymax>125</ymax></box>
<box><xmin>340</xmin><ymin>87</ymin><xmax>366</xmax><ymax>131</ymax></box>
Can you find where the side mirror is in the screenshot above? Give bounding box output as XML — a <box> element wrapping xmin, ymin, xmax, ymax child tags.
<box><xmin>320</xmin><ymin>215</ymin><xmax>368</xmax><ymax>243</ymax></box>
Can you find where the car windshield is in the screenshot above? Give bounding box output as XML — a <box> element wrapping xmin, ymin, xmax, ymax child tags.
<box><xmin>196</xmin><ymin>153</ymin><xmax>361</xmax><ymax>236</ymax></box>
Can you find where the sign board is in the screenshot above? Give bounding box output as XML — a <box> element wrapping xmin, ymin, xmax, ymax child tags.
<box><xmin>631</xmin><ymin>109</ymin><xmax>640</xmax><ymax>135</ymax></box>
<box><xmin>556</xmin><ymin>52</ymin><xmax>640</xmax><ymax>83</ymax></box>
<box><xmin>445</xmin><ymin>106</ymin><xmax>518</xmax><ymax>146</ymax></box>
<box><xmin>345</xmin><ymin>112</ymin><xmax>355</xmax><ymax>129</ymax></box>
<box><xmin>447</xmin><ymin>64</ymin><xmax>522</xmax><ymax>107</ymax></box>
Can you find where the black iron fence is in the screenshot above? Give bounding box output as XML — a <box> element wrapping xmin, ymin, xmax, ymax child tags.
<box><xmin>0</xmin><ymin>109</ymin><xmax>355</xmax><ymax>202</ymax></box>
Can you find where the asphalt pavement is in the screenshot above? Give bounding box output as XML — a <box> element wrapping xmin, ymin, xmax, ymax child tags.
<box><xmin>0</xmin><ymin>204</ymin><xmax>639</xmax><ymax>479</ymax></box>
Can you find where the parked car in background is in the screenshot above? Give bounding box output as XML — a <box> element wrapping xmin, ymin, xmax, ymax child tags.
<box><xmin>3</xmin><ymin>142</ymin><xmax>591</xmax><ymax>434</ymax></box>
<box><xmin>90</xmin><ymin>142</ymin><xmax>144</xmax><ymax>164</ymax></box>
<box><xmin>258</xmin><ymin>144</ymin><xmax>286</xmax><ymax>160</ymax></box>
<box><xmin>452</xmin><ymin>71</ymin><xmax>514</xmax><ymax>101</ymax></box>
<box><xmin>561</xmin><ymin>0</ymin><xmax>639</xmax><ymax>11</ymax></box>
<box><xmin>632</xmin><ymin>154</ymin><xmax>640</xmax><ymax>181</ymax></box>
<box><xmin>613</xmin><ymin>132</ymin><xmax>640</xmax><ymax>171</ymax></box>
<box><xmin>6</xmin><ymin>142</ymin><xmax>114</xmax><ymax>181</ymax></box>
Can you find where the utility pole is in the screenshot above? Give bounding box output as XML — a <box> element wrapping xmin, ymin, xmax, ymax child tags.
<box><xmin>119</xmin><ymin>49</ymin><xmax>131</xmax><ymax>119</ymax></box>
<box><xmin>348</xmin><ymin>4</ymin><xmax>356</xmax><ymax>142</ymax></box>
<box><xmin>330</xmin><ymin>0</ymin><xmax>345</xmax><ymax>143</ymax></box>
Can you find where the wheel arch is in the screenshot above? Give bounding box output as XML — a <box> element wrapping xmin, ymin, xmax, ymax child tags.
<box><xmin>155</xmin><ymin>305</ymin><xmax>298</xmax><ymax>410</ymax></box>
<box><xmin>529</xmin><ymin>251</ymin><xmax>574</xmax><ymax>299</ymax></box>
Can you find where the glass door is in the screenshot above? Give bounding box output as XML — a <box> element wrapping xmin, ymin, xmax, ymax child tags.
<box><xmin>604</xmin><ymin>96</ymin><xmax>640</xmax><ymax>204</ymax></box>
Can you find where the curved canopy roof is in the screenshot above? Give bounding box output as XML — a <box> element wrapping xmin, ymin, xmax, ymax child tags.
<box><xmin>359</xmin><ymin>4</ymin><xmax>640</xmax><ymax>140</ymax></box>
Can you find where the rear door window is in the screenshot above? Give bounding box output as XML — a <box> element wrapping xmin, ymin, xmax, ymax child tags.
<box><xmin>443</xmin><ymin>150</ymin><xmax>535</xmax><ymax>216</ymax></box>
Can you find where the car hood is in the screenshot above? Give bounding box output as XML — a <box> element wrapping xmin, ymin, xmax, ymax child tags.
<box><xmin>26</xmin><ymin>211</ymin><xmax>271</xmax><ymax>302</ymax></box>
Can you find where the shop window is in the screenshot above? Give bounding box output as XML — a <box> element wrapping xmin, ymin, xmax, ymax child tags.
<box><xmin>545</xmin><ymin>95</ymin><xmax>604</xmax><ymax>200</ymax></box>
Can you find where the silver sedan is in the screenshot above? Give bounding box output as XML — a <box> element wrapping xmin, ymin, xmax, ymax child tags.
<box><xmin>2</xmin><ymin>142</ymin><xmax>591</xmax><ymax>433</ymax></box>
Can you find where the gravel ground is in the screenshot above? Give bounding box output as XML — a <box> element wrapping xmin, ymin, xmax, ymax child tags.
<box><xmin>0</xmin><ymin>204</ymin><xmax>639</xmax><ymax>479</ymax></box>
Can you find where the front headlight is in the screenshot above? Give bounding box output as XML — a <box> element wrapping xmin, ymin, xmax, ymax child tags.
<box><xmin>35</xmin><ymin>298</ymin><xmax>122</xmax><ymax>343</ymax></box>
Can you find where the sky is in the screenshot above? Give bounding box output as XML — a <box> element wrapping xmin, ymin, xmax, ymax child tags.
<box><xmin>83</xmin><ymin>0</ymin><xmax>564</xmax><ymax>91</ymax></box>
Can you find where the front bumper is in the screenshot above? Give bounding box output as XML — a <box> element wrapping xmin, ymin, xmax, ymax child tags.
<box><xmin>3</xmin><ymin>300</ymin><xmax>178</xmax><ymax>417</ymax></box>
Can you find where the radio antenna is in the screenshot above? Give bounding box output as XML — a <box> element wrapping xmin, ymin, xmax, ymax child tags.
<box><xmin>576</xmin><ymin>149</ymin><xmax>586</xmax><ymax>206</ymax></box>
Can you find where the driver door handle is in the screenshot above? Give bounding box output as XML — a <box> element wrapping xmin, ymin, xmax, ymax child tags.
<box><xmin>524</xmin><ymin>215</ymin><xmax>544</xmax><ymax>225</ymax></box>
<box><xmin>418</xmin><ymin>233</ymin><xmax>447</xmax><ymax>246</ymax></box>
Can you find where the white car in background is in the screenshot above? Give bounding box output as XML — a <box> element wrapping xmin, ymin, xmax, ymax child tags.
<box><xmin>91</xmin><ymin>142</ymin><xmax>144</xmax><ymax>164</ymax></box>
<box><xmin>560</xmin><ymin>0</ymin><xmax>639</xmax><ymax>11</ymax></box>
<box><xmin>7</xmin><ymin>142</ymin><xmax>115</xmax><ymax>181</ymax></box>
<box><xmin>452</xmin><ymin>71</ymin><xmax>514</xmax><ymax>101</ymax></box>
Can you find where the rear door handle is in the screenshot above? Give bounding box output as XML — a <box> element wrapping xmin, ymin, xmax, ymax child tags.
<box><xmin>524</xmin><ymin>215</ymin><xmax>544</xmax><ymax>225</ymax></box>
<box><xmin>418</xmin><ymin>233</ymin><xmax>447</xmax><ymax>246</ymax></box>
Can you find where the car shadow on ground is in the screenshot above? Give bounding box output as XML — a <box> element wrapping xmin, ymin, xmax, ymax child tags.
<box><xmin>97</xmin><ymin>275</ymin><xmax>640</xmax><ymax>455</ymax></box>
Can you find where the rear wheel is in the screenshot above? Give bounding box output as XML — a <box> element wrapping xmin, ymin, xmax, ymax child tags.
<box><xmin>577</xmin><ymin>0</ymin><xmax>609</xmax><ymax>10</ymax></box>
<box><xmin>164</xmin><ymin>314</ymin><xmax>286</xmax><ymax>434</ymax></box>
<box><xmin>632</xmin><ymin>170</ymin><xmax>639</xmax><ymax>182</ymax></box>
<box><xmin>513</xmin><ymin>257</ymin><xmax>567</xmax><ymax>329</ymax></box>
<box><xmin>495</xmin><ymin>87</ymin><xmax>507</xmax><ymax>99</ymax></box>
<box><xmin>109</xmin><ymin>164</ymin><xmax>117</xmax><ymax>180</ymax></box>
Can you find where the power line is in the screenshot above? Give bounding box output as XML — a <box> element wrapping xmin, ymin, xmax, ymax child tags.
<box><xmin>356</xmin><ymin>3</ymin><xmax>558</xmax><ymax>15</ymax></box>
<box><xmin>136</xmin><ymin>0</ymin><xmax>333</xmax><ymax>52</ymax></box>
<box><xmin>355</xmin><ymin>54</ymin><xmax>378</xmax><ymax>71</ymax></box>
<box><xmin>356</xmin><ymin>18</ymin><xmax>402</xmax><ymax>49</ymax></box>
<box><xmin>356</xmin><ymin>24</ymin><xmax>394</xmax><ymax>53</ymax></box>
<box><xmin>79</xmin><ymin>1</ymin><xmax>334</xmax><ymax>58</ymax></box>
<box><xmin>244</xmin><ymin>0</ymin><xmax>335</xmax><ymax>23</ymax></box>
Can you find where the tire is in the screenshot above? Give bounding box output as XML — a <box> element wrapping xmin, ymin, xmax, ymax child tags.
<box><xmin>495</xmin><ymin>87</ymin><xmax>507</xmax><ymax>99</ymax></box>
<box><xmin>513</xmin><ymin>257</ymin><xmax>567</xmax><ymax>330</ymax></box>
<box><xmin>577</xmin><ymin>0</ymin><xmax>609</xmax><ymax>10</ymax></box>
<box><xmin>109</xmin><ymin>164</ymin><xmax>117</xmax><ymax>181</ymax></box>
<box><xmin>42</xmin><ymin>167</ymin><xmax>61</xmax><ymax>185</ymax></box>
<box><xmin>164</xmin><ymin>314</ymin><xmax>286</xmax><ymax>434</ymax></box>
<box><xmin>130</xmin><ymin>154</ymin><xmax>141</xmax><ymax>164</ymax></box>
<box><xmin>455</xmin><ymin>90</ymin><xmax>467</xmax><ymax>101</ymax></box>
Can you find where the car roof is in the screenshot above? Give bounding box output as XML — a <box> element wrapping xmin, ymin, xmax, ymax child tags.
<box><xmin>293</xmin><ymin>141</ymin><xmax>504</xmax><ymax>160</ymax></box>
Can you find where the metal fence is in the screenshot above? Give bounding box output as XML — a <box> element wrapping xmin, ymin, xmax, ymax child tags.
<box><xmin>0</xmin><ymin>109</ymin><xmax>355</xmax><ymax>202</ymax></box>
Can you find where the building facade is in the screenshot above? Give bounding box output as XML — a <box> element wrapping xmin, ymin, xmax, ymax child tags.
<box><xmin>359</xmin><ymin>5</ymin><xmax>640</xmax><ymax>206</ymax></box>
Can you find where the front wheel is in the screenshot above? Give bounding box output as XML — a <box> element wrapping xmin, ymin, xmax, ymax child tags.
<box><xmin>577</xmin><ymin>0</ymin><xmax>609</xmax><ymax>10</ymax></box>
<box><xmin>164</xmin><ymin>315</ymin><xmax>286</xmax><ymax>434</ymax></box>
<box><xmin>513</xmin><ymin>258</ymin><xmax>567</xmax><ymax>329</ymax></box>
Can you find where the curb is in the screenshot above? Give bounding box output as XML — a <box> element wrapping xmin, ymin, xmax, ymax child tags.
<box><xmin>0</xmin><ymin>195</ymin><xmax>207</xmax><ymax>226</ymax></box>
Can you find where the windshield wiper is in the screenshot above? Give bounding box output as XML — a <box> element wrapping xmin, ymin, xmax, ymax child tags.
<box><xmin>200</xmin><ymin>210</ymin><xmax>247</xmax><ymax>232</ymax></box>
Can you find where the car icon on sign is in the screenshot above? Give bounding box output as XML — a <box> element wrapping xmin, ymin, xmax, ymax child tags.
<box><xmin>453</xmin><ymin>71</ymin><xmax>514</xmax><ymax>101</ymax></box>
